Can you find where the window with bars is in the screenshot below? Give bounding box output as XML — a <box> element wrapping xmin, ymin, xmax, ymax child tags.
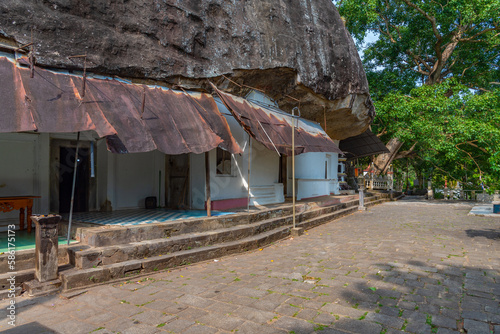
<box><xmin>216</xmin><ymin>148</ymin><xmax>232</xmax><ymax>175</ymax></box>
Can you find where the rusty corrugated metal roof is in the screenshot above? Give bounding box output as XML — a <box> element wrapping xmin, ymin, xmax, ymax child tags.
<box><xmin>0</xmin><ymin>56</ymin><xmax>242</xmax><ymax>155</ymax></box>
<box><xmin>212</xmin><ymin>85</ymin><xmax>342</xmax><ymax>156</ymax></box>
<box><xmin>339</xmin><ymin>129</ymin><xmax>389</xmax><ymax>159</ymax></box>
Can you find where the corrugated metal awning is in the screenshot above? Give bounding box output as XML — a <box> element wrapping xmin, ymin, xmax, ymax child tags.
<box><xmin>0</xmin><ymin>56</ymin><xmax>242</xmax><ymax>155</ymax></box>
<box><xmin>212</xmin><ymin>86</ymin><xmax>342</xmax><ymax>156</ymax></box>
<box><xmin>339</xmin><ymin>129</ymin><xmax>389</xmax><ymax>159</ymax></box>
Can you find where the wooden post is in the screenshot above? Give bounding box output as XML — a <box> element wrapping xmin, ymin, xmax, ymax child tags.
<box><xmin>205</xmin><ymin>152</ymin><xmax>211</xmax><ymax>217</ymax></box>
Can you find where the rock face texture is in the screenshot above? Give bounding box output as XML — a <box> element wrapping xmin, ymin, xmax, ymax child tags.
<box><xmin>0</xmin><ymin>0</ymin><xmax>373</xmax><ymax>139</ymax></box>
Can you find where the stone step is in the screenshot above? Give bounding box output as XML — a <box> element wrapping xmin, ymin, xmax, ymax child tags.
<box><xmin>77</xmin><ymin>205</ymin><xmax>301</xmax><ymax>247</ymax></box>
<box><xmin>76</xmin><ymin>195</ymin><xmax>373</xmax><ymax>247</ymax></box>
<box><xmin>0</xmin><ymin>246</ymin><xmax>71</xmax><ymax>273</ymax></box>
<box><xmin>69</xmin><ymin>214</ymin><xmax>293</xmax><ymax>269</ymax></box>
<box><xmin>60</xmin><ymin>195</ymin><xmax>390</xmax><ymax>291</ymax></box>
<box><xmin>0</xmin><ymin>263</ymin><xmax>75</xmax><ymax>290</ymax></box>
<box><xmin>0</xmin><ymin>269</ymin><xmax>34</xmax><ymax>289</ymax></box>
<box><xmin>70</xmin><ymin>199</ymin><xmax>356</xmax><ymax>269</ymax></box>
<box><xmin>0</xmin><ymin>286</ymin><xmax>22</xmax><ymax>300</ymax></box>
<box><xmin>60</xmin><ymin>226</ymin><xmax>291</xmax><ymax>290</ymax></box>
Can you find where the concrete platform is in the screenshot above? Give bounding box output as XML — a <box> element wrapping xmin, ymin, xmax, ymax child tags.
<box><xmin>469</xmin><ymin>205</ymin><xmax>500</xmax><ymax>217</ymax></box>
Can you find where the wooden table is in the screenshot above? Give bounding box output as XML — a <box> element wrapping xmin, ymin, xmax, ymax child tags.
<box><xmin>0</xmin><ymin>196</ymin><xmax>41</xmax><ymax>233</ymax></box>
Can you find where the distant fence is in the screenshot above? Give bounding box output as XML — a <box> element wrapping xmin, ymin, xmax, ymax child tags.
<box><xmin>355</xmin><ymin>174</ymin><xmax>495</xmax><ymax>202</ymax></box>
<box><xmin>362</xmin><ymin>175</ymin><xmax>394</xmax><ymax>191</ymax></box>
<box><xmin>432</xmin><ymin>188</ymin><xmax>493</xmax><ymax>202</ymax></box>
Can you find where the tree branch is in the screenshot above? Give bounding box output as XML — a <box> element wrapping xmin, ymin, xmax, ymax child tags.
<box><xmin>455</xmin><ymin>144</ymin><xmax>483</xmax><ymax>177</ymax></box>
<box><xmin>416</xmin><ymin>154</ymin><xmax>461</xmax><ymax>182</ymax></box>
<box><xmin>395</xmin><ymin>142</ymin><xmax>418</xmax><ymax>159</ymax></box>
<box><xmin>458</xmin><ymin>26</ymin><xmax>500</xmax><ymax>42</ymax></box>
<box><xmin>401</xmin><ymin>0</ymin><xmax>442</xmax><ymax>41</ymax></box>
<box><xmin>376</xmin><ymin>127</ymin><xmax>387</xmax><ymax>137</ymax></box>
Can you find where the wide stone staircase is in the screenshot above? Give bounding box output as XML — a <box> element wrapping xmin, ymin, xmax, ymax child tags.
<box><xmin>0</xmin><ymin>192</ymin><xmax>394</xmax><ymax>296</ymax></box>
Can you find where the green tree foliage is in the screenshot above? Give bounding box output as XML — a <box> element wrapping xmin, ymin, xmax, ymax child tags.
<box><xmin>336</xmin><ymin>0</ymin><xmax>500</xmax><ymax>188</ymax></box>
<box><xmin>377</xmin><ymin>81</ymin><xmax>500</xmax><ymax>187</ymax></box>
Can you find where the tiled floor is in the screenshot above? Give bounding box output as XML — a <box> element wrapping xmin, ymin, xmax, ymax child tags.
<box><xmin>63</xmin><ymin>209</ymin><xmax>234</xmax><ymax>226</ymax></box>
<box><xmin>0</xmin><ymin>229</ymin><xmax>73</xmax><ymax>253</ymax></box>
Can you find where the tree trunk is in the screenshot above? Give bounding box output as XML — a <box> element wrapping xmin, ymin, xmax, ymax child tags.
<box><xmin>373</xmin><ymin>138</ymin><xmax>404</xmax><ymax>175</ymax></box>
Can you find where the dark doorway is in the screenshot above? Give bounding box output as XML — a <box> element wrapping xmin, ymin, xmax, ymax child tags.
<box><xmin>279</xmin><ymin>155</ymin><xmax>287</xmax><ymax>196</ymax></box>
<box><xmin>59</xmin><ymin>147</ymin><xmax>89</xmax><ymax>213</ymax></box>
<box><xmin>166</xmin><ymin>154</ymin><xmax>190</xmax><ymax>209</ymax></box>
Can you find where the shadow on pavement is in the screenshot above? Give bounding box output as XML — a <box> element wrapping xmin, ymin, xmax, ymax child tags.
<box><xmin>466</xmin><ymin>229</ymin><xmax>500</xmax><ymax>240</ymax></box>
<box><xmin>312</xmin><ymin>260</ymin><xmax>500</xmax><ymax>334</ymax></box>
<box><xmin>2</xmin><ymin>321</ymin><xmax>55</xmax><ymax>333</ymax></box>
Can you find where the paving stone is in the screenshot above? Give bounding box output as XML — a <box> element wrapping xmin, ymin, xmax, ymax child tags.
<box><xmin>181</xmin><ymin>324</ymin><xmax>218</xmax><ymax>334</ymax></box>
<box><xmin>250</xmin><ymin>298</ymin><xmax>283</xmax><ymax>312</ymax></box>
<box><xmin>461</xmin><ymin>301</ymin><xmax>484</xmax><ymax>312</ymax></box>
<box><xmin>50</xmin><ymin>319</ymin><xmax>101</xmax><ymax>334</ymax></box>
<box><xmin>85</xmin><ymin>311</ymin><xmax>119</xmax><ymax>325</ymax></box>
<box><xmin>314</xmin><ymin>312</ymin><xmax>338</xmax><ymax>325</ymax></box>
<box><xmin>197</xmin><ymin>313</ymin><xmax>245</xmax><ymax>331</ymax></box>
<box><xmin>102</xmin><ymin>317</ymin><xmax>138</xmax><ymax>333</ymax></box>
<box><xmin>236</xmin><ymin>321</ymin><xmax>288</xmax><ymax>334</ymax></box>
<box><xmin>232</xmin><ymin>305</ymin><xmax>277</xmax><ymax>324</ymax></box>
<box><xmin>175</xmin><ymin>306</ymin><xmax>210</xmax><ymax>321</ymax></box>
<box><xmin>131</xmin><ymin>309</ymin><xmax>177</xmax><ymax>326</ymax></box>
<box><xmin>272</xmin><ymin>316</ymin><xmax>316</xmax><ymax>333</ymax></box>
<box><xmin>143</xmin><ymin>300</ymin><xmax>187</xmax><ymax>314</ymax></box>
<box><xmin>152</xmin><ymin>288</ymin><xmax>185</xmax><ymax>299</ymax></box>
<box><xmin>405</xmin><ymin>322</ymin><xmax>432</xmax><ymax>334</ymax></box>
<box><xmin>320</xmin><ymin>303</ymin><xmax>366</xmax><ymax>318</ymax></box>
<box><xmin>365</xmin><ymin>312</ymin><xmax>405</xmax><ymax>329</ymax></box>
<box><xmin>316</xmin><ymin>328</ymin><xmax>351</xmax><ymax>334</ymax></box>
<box><xmin>486</xmin><ymin>306</ymin><xmax>500</xmax><ymax>315</ymax></box>
<box><xmin>463</xmin><ymin>319</ymin><xmax>490</xmax><ymax>333</ymax></box>
<box><xmin>440</xmin><ymin>307</ymin><xmax>460</xmax><ymax>319</ymax></box>
<box><xmin>333</xmin><ymin>318</ymin><xmax>383</xmax><ymax>333</ymax></box>
<box><xmin>380</xmin><ymin>306</ymin><xmax>402</xmax><ymax>317</ymax></box>
<box><xmin>107</xmin><ymin>301</ymin><xmax>144</xmax><ymax>317</ymax></box>
<box><xmin>431</xmin><ymin>315</ymin><xmax>457</xmax><ymax>329</ymax></box>
<box><xmin>436</xmin><ymin>328</ymin><xmax>460</xmax><ymax>334</ymax></box>
<box><xmin>160</xmin><ymin>318</ymin><xmax>196</xmax><ymax>332</ymax></box>
<box><xmin>0</xmin><ymin>322</ymin><xmax>57</xmax><ymax>334</ymax></box>
<box><xmin>398</xmin><ymin>301</ymin><xmax>416</xmax><ymax>310</ymax></box>
<box><xmin>462</xmin><ymin>310</ymin><xmax>489</xmax><ymax>322</ymax></box>
<box><xmin>275</xmin><ymin>303</ymin><xmax>301</xmax><ymax>317</ymax></box>
<box><xmin>463</xmin><ymin>295</ymin><xmax>498</xmax><ymax>308</ymax></box>
<box><xmin>404</xmin><ymin>294</ymin><xmax>426</xmax><ymax>303</ymax></box>
<box><xmin>489</xmin><ymin>313</ymin><xmax>500</xmax><ymax>323</ymax></box>
<box><xmin>175</xmin><ymin>294</ymin><xmax>215</xmax><ymax>308</ymax></box>
<box><xmin>121</xmin><ymin>323</ymin><xmax>161</xmax><ymax>334</ymax></box>
<box><xmin>417</xmin><ymin>303</ymin><xmax>441</xmax><ymax>314</ymax></box>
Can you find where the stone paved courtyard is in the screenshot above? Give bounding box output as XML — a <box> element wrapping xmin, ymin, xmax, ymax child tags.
<box><xmin>2</xmin><ymin>197</ymin><xmax>500</xmax><ymax>334</ymax></box>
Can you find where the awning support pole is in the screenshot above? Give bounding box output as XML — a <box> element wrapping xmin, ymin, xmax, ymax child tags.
<box><xmin>205</xmin><ymin>151</ymin><xmax>211</xmax><ymax>217</ymax></box>
<box><xmin>247</xmin><ymin>134</ymin><xmax>251</xmax><ymax>213</ymax></box>
<box><xmin>292</xmin><ymin>108</ymin><xmax>296</xmax><ymax>229</ymax></box>
<box><xmin>257</xmin><ymin>120</ymin><xmax>280</xmax><ymax>156</ymax></box>
<box><xmin>67</xmin><ymin>131</ymin><xmax>80</xmax><ymax>245</ymax></box>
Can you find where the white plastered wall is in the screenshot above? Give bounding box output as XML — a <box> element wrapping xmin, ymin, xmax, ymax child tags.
<box><xmin>189</xmin><ymin>97</ymin><xmax>283</xmax><ymax>209</ymax></box>
<box><xmin>0</xmin><ymin>132</ymin><xmax>49</xmax><ymax>231</ymax></box>
<box><xmin>105</xmin><ymin>150</ymin><xmax>165</xmax><ymax>210</ymax></box>
<box><xmin>287</xmin><ymin>151</ymin><xmax>340</xmax><ymax>199</ymax></box>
